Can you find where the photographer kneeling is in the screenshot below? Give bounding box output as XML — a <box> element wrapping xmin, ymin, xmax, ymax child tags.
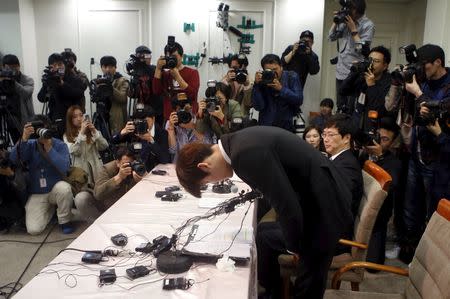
<box><xmin>10</xmin><ymin>116</ymin><xmax>76</xmax><ymax>235</ymax></box>
<box><xmin>197</xmin><ymin>81</ymin><xmax>243</xmax><ymax>139</ymax></box>
<box><xmin>94</xmin><ymin>146</ymin><xmax>147</xmax><ymax>211</ymax></box>
<box><xmin>111</xmin><ymin>106</ymin><xmax>170</xmax><ymax>171</ymax></box>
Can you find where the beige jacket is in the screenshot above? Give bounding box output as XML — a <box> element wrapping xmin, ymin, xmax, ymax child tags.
<box><xmin>109</xmin><ymin>76</ymin><xmax>129</xmax><ymax>134</ymax></box>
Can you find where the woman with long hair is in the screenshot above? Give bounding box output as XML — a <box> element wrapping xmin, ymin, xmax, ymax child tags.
<box><xmin>303</xmin><ymin>125</ymin><xmax>327</xmax><ymax>155</ymax></box>
<box><xmin>64</xmin><ymin>105</ymin><xmax>108</xmax><ymax>220</ymax></box>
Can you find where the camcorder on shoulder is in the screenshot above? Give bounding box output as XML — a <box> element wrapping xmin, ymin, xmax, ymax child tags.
<box><xmin>164</xmin><ymin>36</ymin><xmax>178</xmax><ymax>69</ymax></box>
<box><xmin>261</xmin><ymin>69</ymin><xmax>276</xmax><ymax>85</ymax></box>
<box><xmin>333</xmin><ymin>0</ymin><xmax>351</xmax><ymax>24</ymax></box>
<box><xmin>126</xmin><ymin>54</ymin><xmax>149</xmax><ymax>77</ymax></box>
<box><xmin>89</xmin><ymin>74</ymin><xmax>114</xmax><ymax>113</ymax></box>
<box><xmin>171</xmin><ymin>93</ymin><xmax>192</xmax><ymax>126</ymax></box>
<box><xmin>0</xmin><ymin>69</ymin><xmax>18</xmax><ymax>98</ymax></box>
<box><xmin>391</xmin><ymin>44</ymin><xmax>423</xmax><ymax>84</ymax></box>
<box><xmin>41</xmin><ymin>66</ymin><xmax>64</xmax><ymax>86</ymax></box>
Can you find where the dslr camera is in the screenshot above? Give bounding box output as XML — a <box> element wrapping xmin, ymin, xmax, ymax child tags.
<box><xmin>163</xmin><ymin>36</ymin><xmax>178</xmax><ymax>69</ymax></box>
<box><xmin>391</xmin><ymin>44</ymin><xmax>423</xmax><ymax>84</ymax></box>
<box><xmin>261</xmin><ymin>69</ymin><xmax>276</xmax><ymax>85</ymax></box>
<box><xmin>415</xmin><ymin>98</ymin><xmax>450</xmax><ymax>127</ymax></box>
<box><xmin>350</xmin><ymin>57</ymin><xmax>373</xmax><ymax>74</ymax></box>
<box><xmin>204</xmin><ymin>80</ymin><xmax>220</xmax><ymax>113</ymax></box>
<box><xmin>333</xmin><ymin>0</ymin><xmax>351</xmax><ymax>24</ymax></box>
<box><xmin>132</xmin><ymin>104</ymin><xmax>149</xmax><ymax>135</ymax></box>
<box><xmin>30</xmin><ymin>120</ymin><xmax>55</xmax><ymax>139</ymax></box>
<box><xmin>171</xmin><ymin>93</ymin><xmax>192</xmax><ymax>126</ymax></box>
<box><xmin>354</xmin><ymin>110</ymin><xmax>380</xmax><ymax>147</ymax></box>
<box><xmin>128</xmin><ymin>142</ymin><xmax>146</xmax><ymax>177</ymax></box>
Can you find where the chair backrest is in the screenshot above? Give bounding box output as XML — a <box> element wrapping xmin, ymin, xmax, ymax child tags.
<box><xmin>405</xmin><ymin>199</ymin><xmax>450</xmax><ymax>299</ymax></box>
<box><xmin>352</xmin><ymin>161</ymin><xmax>392</xmax><ymax>262</ymax></box>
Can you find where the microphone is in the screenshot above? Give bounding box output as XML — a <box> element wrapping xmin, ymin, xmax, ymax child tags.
<box><xmin>221</xmin><ymin>190</ymin><xmax>262</xmax><ymax>214</ymax></box>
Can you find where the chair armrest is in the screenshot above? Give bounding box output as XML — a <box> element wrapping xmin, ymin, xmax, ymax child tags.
<box><xmin>338</xmin><ymin>239</ymin><xmax>368</xmax><ymax>249</ymax></box>
<box><xmin>331</xmin><ymin>261</ymin><xmax>409</xmax><ymax>289</ymax></box>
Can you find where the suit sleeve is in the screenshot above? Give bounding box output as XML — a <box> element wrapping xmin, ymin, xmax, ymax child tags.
<box><xmin>235</xmin><ymin>148</ymin><xmax>303</xmax><ymax>253</ymax></box>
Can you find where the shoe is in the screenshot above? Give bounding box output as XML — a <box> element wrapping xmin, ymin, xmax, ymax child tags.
<box><xmin>60</xmin><ymin>222</ymin><xmax>75</xmax><ymax>234</ymax></box>
<box><xmin>385</xmin><ymin>245</ymin><xmax>400</xmax><ymax>259</ymax></box>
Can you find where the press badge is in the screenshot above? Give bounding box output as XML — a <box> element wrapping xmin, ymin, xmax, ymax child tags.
<box><xmin>40</xmin><ymin>178</ymin><xmax>47</xmax><ymax>188</ymax></box>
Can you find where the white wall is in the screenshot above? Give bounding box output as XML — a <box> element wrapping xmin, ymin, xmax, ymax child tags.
<box><xmin>274</xmin><ymin>0</ymin><xmax>325</xmax><ymax>120</ymax></box>
<box><xmin>423</xmin><ymin>0</ymin><xmax>450</xmax><ymax>64</ymax></box>
<box><xmin>0</xmin><ymin>0</ymin><xmax>23</xmax><ymax>63</ymax></box>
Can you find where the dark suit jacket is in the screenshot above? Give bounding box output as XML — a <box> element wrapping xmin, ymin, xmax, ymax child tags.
<box><xmin>332</xmin><ymin>149</ymin><xmax>364</xmax><ymax>218</ymax></box>
<box><xmin>220</xmin><ymin>126</ymin><xmax>353</xmax><ymax>256</ymax></box>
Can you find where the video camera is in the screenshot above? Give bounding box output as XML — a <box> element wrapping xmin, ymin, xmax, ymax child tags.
<box><xmin>125</xmin><ymin>54</ymin><xmax>149</xmax><ymax>77</ymax></box>
<box><xmin>261</xmin><ymin>69</ymin><xmax>276</xmax><ymax>85</ymax></box>
<box><xmin>416</xmin><ymin>98</ymin><xmax>450</xmax><ymax>127</ymax></box>
<box><xmin>391</xmin><ymin>44</ymin><xmax>423</xmax><ymax>84</ymax></box>
<box><xmin>29</xmin><ymin>120</ymin><xmax>55</xmax><ymax>139</ymax></box>
<box><xmin>171</xmin><ymin>93</ymin><xmax>192</xmax><ymax>126</ymax></box>
<box><xmin>89</xmin><ymin>74</ymin><xmax>114</xmax><ymax>112</ymax></box>
<box><xmin>354</xmin><ymin>110</ymin><xmax>380</xmax><ymax>147</ymax></box>
<box><xmin>41</xmin><ymin>66</ymin><xmax>64</xmax><ymax>86</ymax></box>
<box><xmin>333</xmin><ymin>0</ymin><xmax>352</xmax><ymax>24</ymax></box>
<box><xmin>163</xmin><ymin>36</ymin><xmax>178</xmax><ymax>69</ymax></box>
<box><xmin>0</xmin><ymin>69</ymin><xmax>17</xmax><ymax>98</ymax></box>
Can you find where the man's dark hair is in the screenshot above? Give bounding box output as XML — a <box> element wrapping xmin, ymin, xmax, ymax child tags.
<box><xmin>417</xmin><ymin>44</ymin><xmax>446</xmax><ymax>67</ymax></box>
<box><xmin>164</xmin><ymin>42</ymin><xmax>184</xmax><ymax>56</ymax></box>
<box><xmin>351</xmin><ymin>0</ymin><xmax>366</xmax><ymax>16</ymax></box>
<box><xmin>61</xmin><ymin>50</ymin><xmax>77</xmax><ymax>63</ymax></box>
<box><xmin>135</xmin><ymin>45</ymin><xmax>152</xmax><ymax>55</ymax></box>
<box><xmin>379</xmin><ymin>117</ymin><xmax>400</xmax><ymax>139</ymax></box>
<box><xmin>48</xmin><ymin>53</ymin><xmax>63</xmax><ymax>65</ymax></box>
<box><xmin>324</xmin><ymin>113</ymin><xmax>356</xmax><ymax>138</ymax></box>
<box><xmin>370</xmin><ymin>45</ymin><xmax>391</xmax><ymax>64</ymax></box>
<box><xmin>116</xmin><ymin>146</ymin><xmax>136</xmax><ymax>161</ymax></box>
<box><xmin>260</xmin><ymin>54</ymin><xmax>281</xmax><ymax>69</ymax></box>
<box><xmin>176</xmin><ymin>143</ymin><xmax>214</xmax><ymax>198</ymax></box>
<box><xmin>320</xmin><ymin>98</ymin><xmax>334</xmax><ymax>109</ymax></box>
<box><xmin>2</xmin><ymin>54</ymin><xmax>20</xmax><ymax>66</ymax></box>
<box><xmin>227</xmin><ymin>54</ymin><xmax>249</xmax><ymax>68</ymax></box>
<box><xmin>215</xmin><ymin>82</ymin><xmax>232</xmax><ymax>100</ymax></box>
<box><xmin>29</xmin><ymin>114</ymin><xmax>51</xmax><ymax>129</ymax></box>
<box><xmin>100</xmin><ymin>56</ymin><xmax>117</xmax><ymax>67</ymax></box>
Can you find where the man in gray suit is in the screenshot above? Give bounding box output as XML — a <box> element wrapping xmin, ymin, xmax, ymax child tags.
<box><xmin>176</xmin><ymin>126</ymin><xmax>354</xmax><ymax>298</ymax></box>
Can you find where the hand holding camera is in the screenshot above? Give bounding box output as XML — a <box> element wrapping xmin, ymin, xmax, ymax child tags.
<box><xmin>198</xmin><ymin>100</ymin><xmax>206</xmax><ymax>118</ymax></box>
<box><xmin>405</xmin><ymin>75</ymin><xmax>423</xmax><ymax>98</ymax></box>
<box><xmin>364</xmin><ymin>68</ymin><xmax>376</xmax><ymax>87</ymax></box>
<box><xmin>116</xmin><ymin>162</ymin><xmax>133</xmax><ymax>182</ymax></box>
<box><xmin>21</xmin><ymin>123</ymin><xmax>35</xmax><ymax>142</ymax></box>
<box><xmin>168</xmin><ymin>112</ymin><xmax>179</xmax><ymax>129</ymax></box>
<box><xmin>225</xmin><ymin>69</ymin><xmax>236</xmax><ymax>82</ymax></box>
<box><xmin>120</xmin><ymin>121</ymin><xmax>136</xmax><ymax>136</ymax></box>
<box><xmin>267</xmin><ymin>78</ymin><xmax>282</xmax><ymax>91</ymax></box>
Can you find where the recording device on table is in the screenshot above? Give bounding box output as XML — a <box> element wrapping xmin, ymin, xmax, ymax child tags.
<box><xmin>171</xmin><ymin>93</ymin><xmax>192</xmax><ymax>126</ymax></box>
<box><xmin>163</xmin><ymin>277</ymin><xmax>191</xmax><ymax>290</ymax></box>
<box><xmin>151</xmin><ymin>169</ymin><xmax>167</xmax><ymax>175</ymax></box>
<box><xmin>155</xmin><ymin>185</ymin><xmax>182</xmax><ymax>201</ymax></box>
<box><xmin>163</xmin><ymin>36</ymin><xmax>178</xmax><ymax>69</ymax></box>
<box><xmin>212</xmin><ymin>180</ymin><xmax>238</xmax><ymax>194</ymax></box>
<box><xmin>354</xmin><ymin>110</ymin><xmax>380</xmax><ymax>147</ymax></box>
<box><xmin>260</xmin><ymin>69</ymin><xmax>276</xmax><ymax>85</ymax></box>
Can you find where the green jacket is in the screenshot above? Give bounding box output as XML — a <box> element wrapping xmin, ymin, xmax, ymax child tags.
<box><xmin>196</xmin><ymin>99</ymin><xmax>242</xmax><ymax>138</ymax></box>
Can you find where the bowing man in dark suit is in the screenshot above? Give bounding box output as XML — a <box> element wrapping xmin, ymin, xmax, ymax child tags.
<box><xmin>175</xmin><ymin>126</ymin><xmax>354</xmax><ymax>299</ymax></box>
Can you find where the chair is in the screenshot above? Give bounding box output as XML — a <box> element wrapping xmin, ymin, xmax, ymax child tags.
<box><xmin>278</xmin><ymin>160</ymin><xmax>392</xmax><ymax>298</ymax></box>
<box><xmin>325</xmin><ymin>199</ymin><xmax>450</xmax><ymax>299</ymax></box>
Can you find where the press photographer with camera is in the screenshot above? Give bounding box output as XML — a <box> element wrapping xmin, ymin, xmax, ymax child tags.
<box><xmin>38</xmin><ymin>53</ymin><xmax>85</xmax><ymax>137</ymax></box>
<box><xmin>399</xmin><ymin>44</ymin><xmax>450</xmax><ymax>262</ymax></box>
<box><xmin>252</xmin><ymin>54</ymin><xmax>303</xmax><ymax>132</ymax></box>
<box><xmin>339</xmin><ymin>46</ymin><xmax>392</xmax><ymax>128</ymax></box>
<box><xmin>127</xmin><ymin>46</ymin><xmax>164</xmax><ymax>126</ymax></box>
<box><xmin>9</xmin><ymin>115</ymin><xmax>77</xmax><ymax>234</ymax></box>
<box><xmin>153</xmin><ymin>37</ymin><xmax>200</xmax><ymax>121</ymax></box>
<box><xmin>166</xmin><ymin>93</ymin><xmax>213</xmax><ymax>161</ymax></box>
<box><xmin>221</xmin><ymin>53</ymin><xmax>253</xmax><ymax>117</ymax></box>
<box><xmin>61</xmin><ymin>49</ymin><xmax>89</xmax><ymax>111</ymax></box>
<box><xmin>94</xmin><ymin>146</ymin><xmax>147</xmax><ymax>210</ymax></box>
<box><xmin>96</xmin><ymin>55</ymin><xmax>129</xmax><ymax>135</ymax></box>
<box><xmin>111</xmin><ymin>106</ymin><xmax>169</xmax><ymax>171</ymax></box>
<box><xmin>281</xmin><ymin>30</ymin><xmax>320</xmax><ymax>88</ymax></box>
<box><xmin>328</xmin><ymin>0</ymin><xmax>375</xmax><ymax>114</ymax></box>
<box><xmin>196</xmin><ymin>81</ymin><xmax>243</xmax><ymax>139</ymax></box>
<box><xmin>1</xmin><ymin>54</ymin><xmax>35</xmax><ymax>128</ymax></box>
<box><xmin>358</xmin><ymin>117</ymin><xmax>402</xmax><ymax>265</ymax></box>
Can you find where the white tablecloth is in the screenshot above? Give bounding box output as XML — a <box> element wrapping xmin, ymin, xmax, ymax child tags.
<box><xmin>14</xmin><ymin>164</ymin><xmax>257</xmax><ymax>299</ymax></box>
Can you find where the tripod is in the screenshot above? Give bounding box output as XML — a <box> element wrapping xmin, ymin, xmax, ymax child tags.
<box><xmin>92</xmin><ymin>101</ymin><xmax>115</xmax><ymax>163</ymax></box>
<box><xmin>0</xmin><ymin>96</ymin><xmax>22</xmax><ymax>149</ymax></box>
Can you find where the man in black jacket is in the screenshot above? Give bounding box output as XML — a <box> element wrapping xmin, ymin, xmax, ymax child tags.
<box><xmin>281</xmin><ymin>30</ymin><xmax>320</xmax><ymax>88</ymax></box>
<box><xmin>38</xmin><ymin>53</ymin><xmax>85</xmax><ymax>136</ymax></box>
<box><xmin>111</xmin><ymin>106</ymin><xmax>169</xmax><ymax>171</ymax></box>
<box><xmin>339</xmin><ymin>46</ymin><xmax>392</xmax><ymax>128</ymax></box>
<box><xmin>175</xmin><ymin>126</ymin><xmax>353</xmax><ymax>298</ymax></box>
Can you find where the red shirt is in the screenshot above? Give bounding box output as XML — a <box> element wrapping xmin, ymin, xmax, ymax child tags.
<box><xmin>152</xmin><ymin>66</ymin><xmax>200</xmax><ymax>120</ymax></box>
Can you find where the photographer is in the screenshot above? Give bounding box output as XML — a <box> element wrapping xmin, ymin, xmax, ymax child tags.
<box><xmin>37</xmin><ymin>53</ymin><xmax>85</xmax><ymax>136</ymax></box>
<box><xmin>221</xmin><ymin>54</ymin><xmax>253</xmax><ymax>117</ymax></box>
<box><xmin>9</xmin><ymin>115</ymin><xmax>76</xmax><ymax>235</ymax></box>
<box><xmin>197</xmin><ymin>82</ymin><xmax>243</xmax><ymax>139</ymax></box>
<box><xmin>252</xmin><ymin>54</ymin><xmax>303</xmax><ymax>132</ymax></box>
<box><xmin>1</xmin><ymin>54</ymin><xmax>34</xmax><ymax>128</ymax></box>
<box><xmin>340</xmin><ymin>46</ymin><xmax>391</xmax><ymax>128</ymax></box>
<box><xmin>281</xmin><ymin>30</ymin><xmax>320</xmax><ymax>88</ymax></box>
<box><xmin>166</xmin><ymin>93</ymin><xmax>213</xmax><ymax>161</ymax></box>
<box><xmin>128</xmin><ymin>46</ymin><xmax>164</xmax><ymax>127</ymax></box>
<box><xmin>111</xmin><ymin>106</ymin><xmax>170</xmax><ymax>171</ymax></box>
<box><xmin>94</xmin><ymin>146</ymin><xmax>146</xmax><ymax>210</ymax></box>
<box><xmin>401</xmin><ymin>44</ymin><xmax>450</xmax><ymax>261</ymax></box>
<box><xmin>359</xmin><ymin>117</ymin><xmax>402</xmax><ymax>265</ymax></box>
<box><xmin>328</xmin><ymin>0</ymin><xmax>375</xmax><ymax>114</ymax></box>
<box><xmin>98</xmin><ymin>55</ymin><xmax>129</xmax><ymax>134</ymax></box>
<box><xmin>61</xmin><ymin>49</ymin><xmax>89</xmax><ymax>111</ymax></box>
<box><xmin>153</xmin><ymin>38</ymin><xmax>200</xmax><ymax>121</ymax></box>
